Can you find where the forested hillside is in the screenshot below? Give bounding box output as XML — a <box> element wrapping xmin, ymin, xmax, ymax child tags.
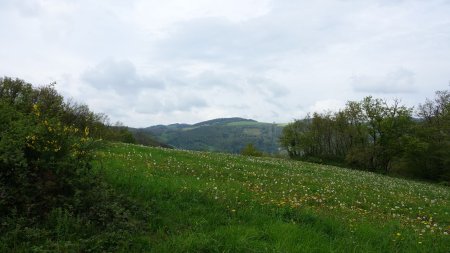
<box><xmin>141</xmin><ymin>117</ymin><xmax>283</xmax><ymax>154</ymax></box>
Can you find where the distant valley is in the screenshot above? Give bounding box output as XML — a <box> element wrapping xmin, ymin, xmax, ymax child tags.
<box><xmin>132</xmin><ymin>117</ymin><xmax>284</xmax><ymax>154</ymax></box>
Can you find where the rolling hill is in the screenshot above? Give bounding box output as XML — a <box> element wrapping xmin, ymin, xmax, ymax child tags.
<box><xmin>139</xmin><ymin>117</ymin><xmax>284</xmax><ymax>154</ymax></box>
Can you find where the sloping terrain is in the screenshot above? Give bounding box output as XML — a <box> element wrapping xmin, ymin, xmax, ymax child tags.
<box><xmin>95</xmin><ymin>143</ymin><xmax>450</xmax><ymax>252</ymax></box>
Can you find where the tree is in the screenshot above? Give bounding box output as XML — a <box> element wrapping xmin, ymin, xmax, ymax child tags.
<box><xmin>279</xmin><ymin>95</ymin><xmax>422</xmax><ymax>177</ymax></box>
<box><xmin>403</xmin><ymin>89</ymin><xmax>450</xmax><ymax>181</ymax></box>
<box><xmin>241</xmin><ymin>143</ymin><xmax>263</xmax><ymax>157</ymax></box>
<box><xmin>279</xmin><ymin>119</ymin><xmax>311</xmax><ymax>158</ymax></box>
<box><xmin>346</xmin><ymin>97</ymin><xmax>413</xmax><ymax>173</ymax></box>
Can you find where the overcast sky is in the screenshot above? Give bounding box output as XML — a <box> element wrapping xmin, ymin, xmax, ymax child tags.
<box><xmin>1</xmin><ymin>0</ymin><xmax>450</xmax><ymax>127</ymax></box>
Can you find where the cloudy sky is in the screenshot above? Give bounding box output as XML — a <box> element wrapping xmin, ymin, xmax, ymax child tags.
<box><xmin>1</xmin><ymin>0</ymin><xmax>450</xmax><ymax>127</ymax></box>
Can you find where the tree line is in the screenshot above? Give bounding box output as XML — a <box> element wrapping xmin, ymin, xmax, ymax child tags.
<box><xmin>280</xmin><ymin>90</ymin><xmax>450</xmax><ymax>182</ymax></box>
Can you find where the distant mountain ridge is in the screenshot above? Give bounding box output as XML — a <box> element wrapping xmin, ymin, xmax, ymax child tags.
<box><xmin>138</xmin><ymin>117</ymin><xmax>284</xmax><ymax>154</ymax></box>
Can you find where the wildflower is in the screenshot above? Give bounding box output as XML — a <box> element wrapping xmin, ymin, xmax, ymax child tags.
<box><xmin>32</xmin><ymin>104</ymin><xmax>40</xmax><ymax>116</ymax></box>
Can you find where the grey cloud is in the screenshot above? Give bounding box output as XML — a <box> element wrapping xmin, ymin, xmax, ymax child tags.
<box><xmin>0</xmin><ymin>0</ymin><xmax>42</xmax><ymax>16</ymax></box>
<box><xmin>2</xmin><ymin>0</ymin><xmax>450</xmax><ymax>127</ymax></box>
<box><xmin>154</xmin><ymin>1</ymin><xmax>357</xmax><ymax>66</ymax></box>
<box><xmin>194</xmin><ymin>70</ymin><xmax>241</xmax><ymax>89</ymax></box>
<box><xmin>133</xmin><ymin>100</ymin><xmax>163</xmax><ymax>114</ymax></box>
<box><xmin>159</xmin><ymin>18</ymin><xmax>236</xmax><ymax>60</ymax></box>
<box><xmin>32</xmin><ymin>1</ymin><xmax>141</xmax><ymax>60</ymax></box>
<box><xmin>155</xmin><ymin>16</ymin><xmax>303</xmax><ymax>64</ymax></box>
<box><xmin>82</xmin><ymin>59</ymin><xmax>164</xmax><ymax>95</ymax></box>
<box><xmin>351</xmin><ymin>68</ymin><xmax>416</xmax><ymax>94</ymax></box>
<box><xmin>247</xmin><ymin>76</ymin><xmax>289</xmax><ymax>98</ymax></box>
<box><xmin>158</xmin><ymin>69</ymin><xmax>243</xmax><ymax>91</ymax></box>
<box><xmin>177</xmin><ymin>97</ymin><xmax>208</xmax><ymax>110</ymax></box>
<box><xmin>135</xmin><ymin>95</ymin><xmax>208</xmax><ymax>114</ymax></box>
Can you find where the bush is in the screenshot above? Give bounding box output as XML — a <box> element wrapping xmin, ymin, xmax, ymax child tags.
<box><xmin>241</xmin><ymin>143</ymin><xmax>263</xmax><ymax>157</ymax></box>
<box><xmin>0</xmin><ymin>101</ymin><xmax>96</xmax><ymax>218</ymax></box>
<box><xmin>0</xmin><ymin>77</ymin><xmax>152</xmax><ymax>251</ymax></box>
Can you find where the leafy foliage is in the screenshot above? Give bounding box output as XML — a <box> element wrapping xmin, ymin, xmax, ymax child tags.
<box><xmin>240</xmin><ymin>143</ymin><xmax>263</xmax><ymax>157</ymax></box>
<box><xmin>0</xmin><ymin>77</ymin><xmax>151</xmax><ymax>252</ymax></box>
<box><xmin>280</xmin><ymin>92</ymin><xmax>450</xmax><ymax>182</ymax></box>
<box><xmin>401</xmin><ymin>90</ymin><xmax>450</xmax><ymax>181</ymax></box>
<box><xmin>0</xmin><ymin>78</ymin><xmax>96</xmax><ymax>218</ymax></box>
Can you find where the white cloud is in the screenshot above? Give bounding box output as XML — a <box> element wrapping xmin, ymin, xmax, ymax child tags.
<box><xmin>308</xmin><ymin>99</ymin><xmax>346</xmax><ymax>115</ymax></box>
<box><xmin>351</xmin><ymin>68</ymin><xmax>416</xmax><ymax>94</ymax></box>
<box><xmin>82</xmin><ymin>59</ymin><xmax>165</xmax><ymax>95</ymax></box>
<box><xmin>1</xmin><ymin>0</ymin><xmax>450</xmax><ymax>127</ymax></box>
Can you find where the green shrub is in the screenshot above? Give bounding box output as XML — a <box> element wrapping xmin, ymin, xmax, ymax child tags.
<box><xmin>0</xmin><ymin>101</ymin><xmax>96</xmax><ymax>218</ymax></box>
<box><xmin>0</xmin><ymin>77</ymin><xmax>152</xmax><ymax>251</ymax></box>
<box><xmin>0</xmin><ymin>77</ymin><xmax>139</xmax><ymax>219</ymax></box>
<box><xmin>241</xmin><ymin>143</ymin><xmax>263</xmax><ymax>157</ymax></box>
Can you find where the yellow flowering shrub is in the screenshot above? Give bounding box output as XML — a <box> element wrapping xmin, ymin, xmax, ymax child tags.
<box><xmin>1</xmin><ymin>97</ymin><xmax>97</xmax><ymax>218</ymax></box>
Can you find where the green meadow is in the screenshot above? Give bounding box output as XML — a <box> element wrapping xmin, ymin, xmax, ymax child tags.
<box><xmin>94</xmin><ymin>142</ymin><xmax>450</xmax><ymax>252</ymax></box>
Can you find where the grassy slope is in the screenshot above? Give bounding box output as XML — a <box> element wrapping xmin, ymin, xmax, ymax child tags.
<box><xmin>95</xmin><ymin>143</ymin><xmax>450</xmax><ymax>252</ymax></box>
<box><xmin>226</xmin><ymin>121</ymin><xmax>267</xmax><ymax>126</ymax></box>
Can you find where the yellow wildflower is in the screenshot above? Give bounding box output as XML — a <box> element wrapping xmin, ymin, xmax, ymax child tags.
<box><xmin>33</xmin><ymin>104</ymin><xmax>40</xmax><ymax>116</ymax></box>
